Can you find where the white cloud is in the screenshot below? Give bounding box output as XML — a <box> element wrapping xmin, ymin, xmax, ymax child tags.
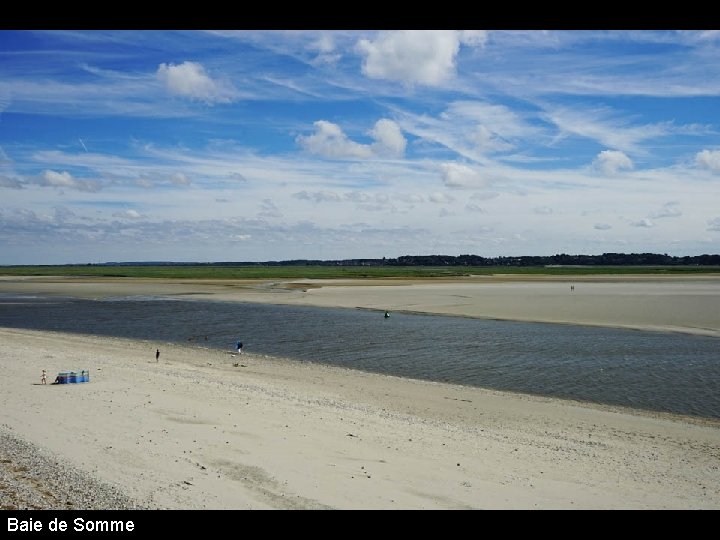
<box><xmin>440</xmin><ymin>162</ymin><xmax>488</xmax><ymax>188</ymax></box>
<box><xmin>594</xmin><ymin>223</ymin><xmax>612</xmax><ymax>230</ymax></box>
<box><xmin>35</xmin><ymin>170</ymin><xmax>101</xmax><ymax>192</ymax></box>
<box><xmin>310</xmin><ymin>33</ymin><xmax>341</xmax><ymax>65</ymax></box>
<box><xmin>113</xmin><ymin>210</ymin><xmax>142</xmax><ymax>219</ymax></box>
<box><xmin>357</xmin><ymin>30</ymin><xmax>486</xmax><ymax>86</ymax></box>
<box><xmin>593</xmin><ymin>150</ymin><xmax>634</xmax><ymax>175</ymax></box>
<box><xmin>42</xmin><ymin>170</ymin><xmax>74</xmax><ymax>187</ymax></box>
<box><xmin>445</xmin><ymin>101</ymin><xmax>534</xmax><ymax>143</ymax></box>
<box><xmin>171</xmin><ymin>173</ymin><xmax>191</xmax><ymax>185</ymax></box>
<box><xmin>258</xmin><ymin>199</ymin><xmax>282</xmax><ymax>218</ymax></box>
<box><xmin>630</xmin><ymin>218</ymin><xmax>654</xmax><ymax>228</ymax></box>
<box><xmin>545</xmin><ymin>106</ymin><xmax>670</xmax><ymax>154</ymax></box>
<box><xmin>708</xmin><ymin>217</ymin><xmax>720</xmax><ymax>231</ymax></box>
<box><xmin>297</xmin><ymin>121</ymin><xmax>373</xmax><ymax>159</ymax></box>
<box><xmin>297</xmin><ymin>119</ymin><xmax>406</xmax><ymax>160</ymax></box>
<box><xmin>396</xmin><ymin>101</ymin><xmax>539</xmax><ymax>165</ymax></box>
<box><xmin>473</xmin><ymin>125</ymin><xmax>514</xmax><ymax>153</ymax></box>
<box><xmin>534</xmin><ymin>206</ymin><xmax>554</xmax><ymax>215</ymax></box>
<box><xmin>157</xmin><ymin>61</ymin><xmax>238</xmax><ymax>104</ymax></box>
<box><xmin>369</xmin><ymin>119</ymin><xmax>407</xmax><ymax>157</ymax></box>
<box><xmin>650</xmin><ymin>202</ymin><xmax>681</xmax><ymax>218</ymax></box>
<box><xmin>428</xmin><ymin>192</ymin><xmax>455</xmax><ymax>204</ymax></box>
<box><xmin>465</xmin><ymin>203</ymin><xmax>485</xmax><ymax>213</ymax></box>
<box><xmin>459</xmin><ymin>31</ymin><xmax>488</xmax><ymax>46</ymax></box>
<box><xmin>696</xmin><ymin>149</ymin><xmax>720</xmax><ymax>172</ymax></box>
<box><xmin>345</xmin><ymin>191</ymin><xmax>373</xmax><ymax>204</ymax></box>
<box><xmin>293</xmin><ymin>190</ymin><xmax>343</xmax><ymax>203</ymax></box>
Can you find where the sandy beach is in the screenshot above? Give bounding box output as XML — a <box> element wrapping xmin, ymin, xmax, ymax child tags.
<box><xmin>1</xmin><ymin>275</ymin><xmax>719</xmax><ymax>509</ymax></box>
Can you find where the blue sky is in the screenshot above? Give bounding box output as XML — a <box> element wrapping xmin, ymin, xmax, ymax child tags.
<box><xmin>1</xmin><ymin>30</ymin><xmax>719</xmax><ymax>264</ymax></box>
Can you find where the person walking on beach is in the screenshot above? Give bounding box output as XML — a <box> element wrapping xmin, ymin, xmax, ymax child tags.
<box><xmin>236</xmin><ymin>341</ymin><xmax>243</xmax><ymax>354</ymax></box>
<box><xmin>155</xmin><ymin>349</ymin><xmax>160</xmax><ymax>362</ymax></box>
<box><xmin>41</xmin><ymin>370</ymin><xmax>47</xmax><ymax>385</ymax></box>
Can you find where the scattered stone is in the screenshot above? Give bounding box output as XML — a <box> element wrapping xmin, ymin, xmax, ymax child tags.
<box><xmin>0</xmin><ymin>428</ymin><xmax>147</xmax><ymax>510</ymax></box>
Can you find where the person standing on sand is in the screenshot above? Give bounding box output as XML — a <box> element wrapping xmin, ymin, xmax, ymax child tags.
<box><xmin>237</xmin><ymin>341</ymin><xmax>243</xmax><ymax>354</ymax></box>
<box><xmin>156</xmin><ymin>349</ymin><xmax>160</xmax><ymax>362</ymax></box>
<box><xmin>41</xmin><ymin>370</ymin><xmax>47</xmax><ymax>385</ymax></box>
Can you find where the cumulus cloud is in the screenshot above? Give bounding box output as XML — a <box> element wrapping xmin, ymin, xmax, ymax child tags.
<box><xmin>113</xmin><ymin>209</ymin><xmax>142</xmax><ymax>219</ymax></box>
<box><xmin>594</xmin><ymin>223</ymin><xmax>612</xmax><ymax>230</ymax></box>
<box><xmin>297</xmin><ymin>121</ymin><xmax>373</xmax><ymax>159</ymax></box>
<box><xmin>297</xmin><ymin>119</ymin><xmax>406</xmax><ymax>160</ymax></box>
<box><xmin>357</xmin><ymin>30</ymin><xmax>487</xmax><ymax>86</ymax></box>
<box><xmin>630</xmin><ymin>218</ymin><xmax>654</xmax><ymax>228</ymax></box>
<box><xmin>593</xmin><ymin>150</ymin><xmax>634</xmax><ymax>175</ymax></box>
<box><xmin>708</xmin><ymin>217</ymin><xmax>720</xmax><ymax>231</ymax></box>
<box><xmin>534</xmin><ymin>206</ymin><xmax>553</xmax><ymax>215</ymax></box>
<box><xmin>369</xmin><ymin>119</ymin><xmax>407</xmax><ymax>157</ymax></box>
<box><xmin>696</xmin><ymin>149</ymin><xmax>720</xmax><ymax>172</ymax></box>
<box><xmin>157</xmin><ymin>61</ymin><xmax>238</xmax><ymax>104</ymax></box>
<box><xmin>35</xmin><ymin>170</ymin><xmax>100</xmax><ymax>192</ymax></box>
<box><xmin>650</xmin><ymin>202</ymin><xmax>681</xmax><ymax>219</ymax></box>
<box><xmin>440</xmin><ymin>162</ymin><xmax>487</xmax><ymax>188</ymax></box>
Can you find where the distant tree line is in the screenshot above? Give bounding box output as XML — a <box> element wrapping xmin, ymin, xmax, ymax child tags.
<box><xmin>98</xmin><ymin>252</ymin><xmax>720</xmax><ymax>267</ymax></box>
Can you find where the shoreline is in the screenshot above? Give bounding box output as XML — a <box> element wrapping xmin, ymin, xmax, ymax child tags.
<box><xmin>2</xmin><ymin>275</ymin><xmax>720</xmax><ymax>509</ymax></box>
<box><xmin>2</xmin><ymin>274</ymin><xmax>719</xmax><ymax>338</ymax></box>
<box><xmin>1</xmin><ymin>327</ymin><xmax>719</xmax><ymax>509</ymax></box>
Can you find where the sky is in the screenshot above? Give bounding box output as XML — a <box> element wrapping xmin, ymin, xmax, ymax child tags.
<box><xmin>1</xmin><ymin>29</ymin><xmax>719</xmax><ymax>264</ymax></box>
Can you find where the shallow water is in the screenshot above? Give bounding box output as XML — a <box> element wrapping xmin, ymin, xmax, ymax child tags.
<box><xmin>1</xmin><ymin>294</ymin><xmax>719</xmax><ymax>420</ymax></box>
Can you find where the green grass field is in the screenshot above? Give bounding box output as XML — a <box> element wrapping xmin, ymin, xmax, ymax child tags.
<box><xmin>0</xmin><ymin>265</ymin><xmax>718</xmax><ymax>280</ymax></box>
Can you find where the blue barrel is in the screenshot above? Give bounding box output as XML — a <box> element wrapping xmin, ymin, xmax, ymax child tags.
<box><xmin>81</xmin><ymin>370</ymin><xmax>89</xmax><ymax>382</ymax></box>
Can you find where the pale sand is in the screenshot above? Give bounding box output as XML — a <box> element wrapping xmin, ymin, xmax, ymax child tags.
<box><xmin>1</xmin><ymin>275</ymin><xmax>719</xmax><ymax>509</ymax></box>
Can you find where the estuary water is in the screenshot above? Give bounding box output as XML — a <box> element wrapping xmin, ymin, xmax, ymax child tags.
<box><xmin>1</xmin><ymin>294</ymin><xmax>718</xmax><ymax>420</ymax></box>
